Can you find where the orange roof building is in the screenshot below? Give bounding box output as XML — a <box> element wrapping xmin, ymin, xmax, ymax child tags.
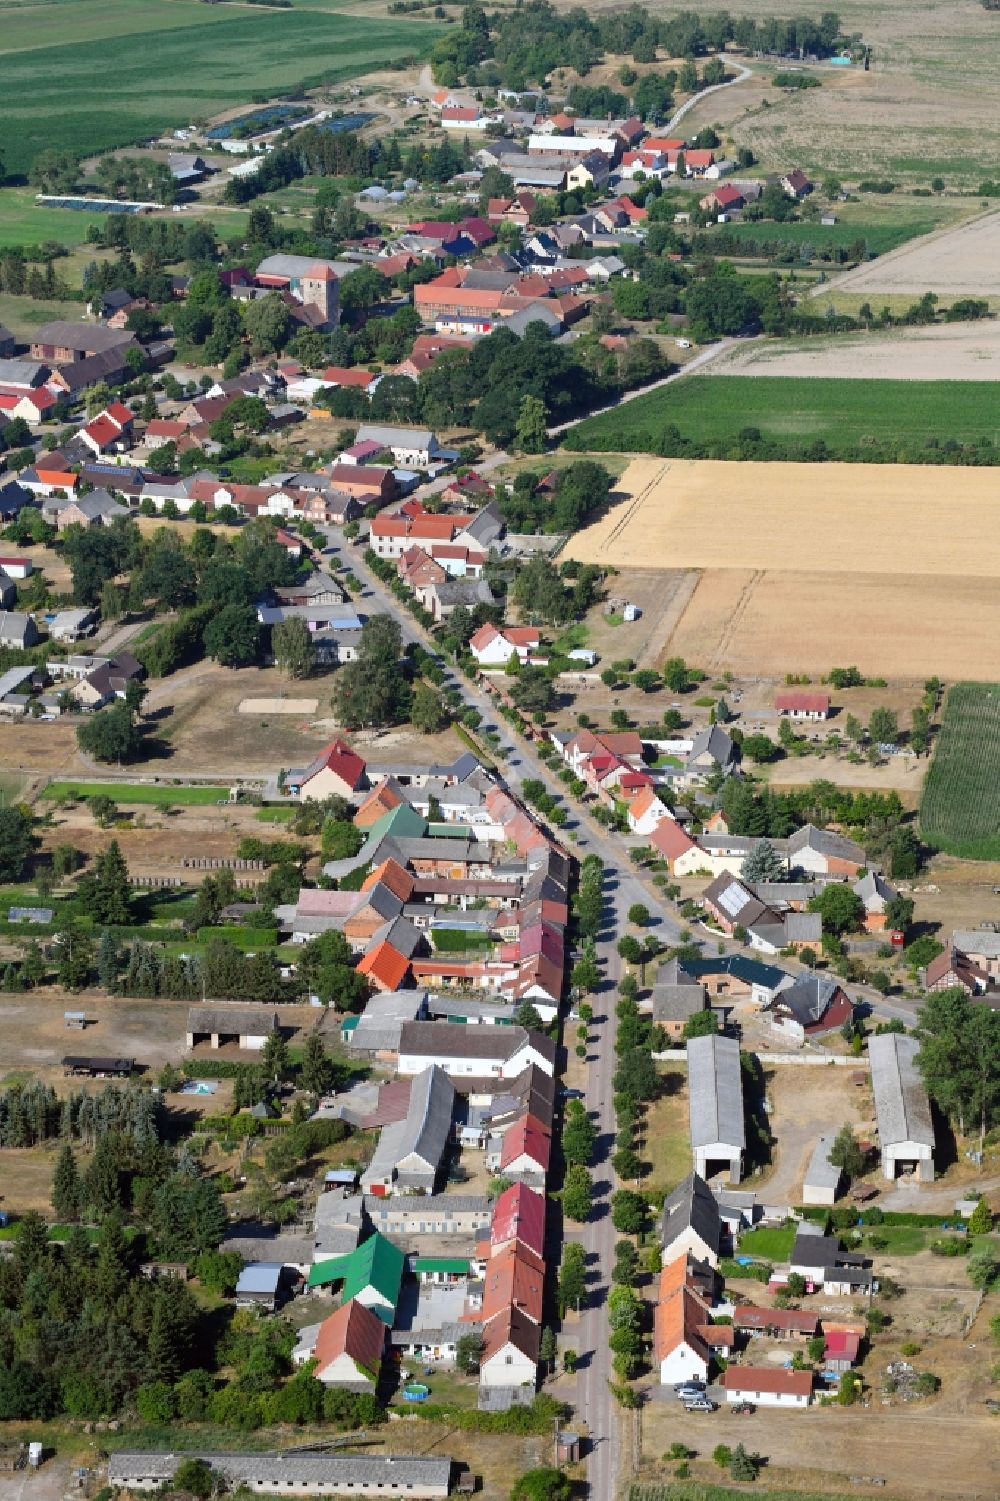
<box><xmin>306</xmin><ymin>1297</ymin><xmax>385</xmax><ymax>1389</ymax></box>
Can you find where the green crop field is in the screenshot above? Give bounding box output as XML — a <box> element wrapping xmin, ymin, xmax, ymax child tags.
<box><xmin>0</xmin><ymin>6</ymin><xmax>441</xmax><ymax>177</ymax></box>
<box><xmin>696</xmin><ymin>214</ymin><xmax>944</xmax><ymax>260</ymax></box>
<box><xmin>564</xmin><ymin>376</ymin><xmax>1000</xmax><ymax>459</ymax></box>
<box><xmin>42</xmin><ymin>780</ymin><xmax>229</xmax><ymax>805</ymax></box>
<box><xmin>920</xmin><ymin>682</ymin><xmax>1000</xmax><ymax>859</ymax></box>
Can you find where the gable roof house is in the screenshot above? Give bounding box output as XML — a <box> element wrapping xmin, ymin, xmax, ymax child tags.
<box><xmin>723</xmin><ymin>1366</ymin><xmax>813</xmax><ymax>1407</ymax></box>
<box><xmin>786</xmin><ymin>824</ymin><xmax>867</xmax><ymax>876</ymax></box>
<box><xmin>647</xmin><ymin>959</ymin><xmax>709</xmax><ymax>1038</ymax></box>
<box><xmin>30</xmin><ymin>321</ymin><xmax>136</xmax><ymax>366</ymax></box>
<box><xmin>788</xmin><ymin>1228</ymin><xmax>875</xmax><ymax>1295</ymax></box>
<box><xmin>660</xmin><ymin>1171</ymin><xmax>723</xmax><ymax>1268</ymax></box>
<box><xmin>396</xmin><ymin>1021</ymin><xmax>555</xmax><ymax>1080</ymax></box>
<box><xmin>853</xmin><ymin>870</ymin><xmax>898</xmax><ymax>933</ymax></box>
<box><xmin>293</xmin><ymin>1297</ymin><xmax>385</xmax><ymax>1389</ymax></box>
<box><xmin>0</xmin><ymin>611</ymin><xmax>39</xmax><ymax>650</ymax></box>
<box><xmin>767</xmin><ymin>975</ymin><xmax>853</xmax><ymax>1044</ymax></box>
<box><xmin>491</xmin><ymin>1182</ymin><xmax>545</xmax><ymax>1258</ymax></box>
<box><xmin>285</xmin><ymin>738</ymin><xmax>367</xmax><ymax>802</ymax></box>
<box><xmin>468</xmin><ymin>623</ymin><xmax>540</xmax><ymax>667</ymax></box>
<box><xmin>654</xmin><ymin>1270</ymin><xmax>713</xmax><ymax>1385</ymax></box>
<box><xmin>479</xmin><ymin>1304</ymin><xmax>540</xmax><ymax>1392</ymax></box>
<box><xmin>307</xmin><ymin>1231</ymin><xmax>405</xmax><ymax>1322</ymax></box>
<box><xmin>775</xmin><ymin>690</ymin><xmax>831</xmax><ymax>720</ymax></box>
<box><xmin>923</xmin><ymin>945</ymin><xmax>988</xmax><ymax>995</ymax></box>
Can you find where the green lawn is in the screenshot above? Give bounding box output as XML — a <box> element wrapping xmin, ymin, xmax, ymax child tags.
<box><xmin>1</xmin><ymin>8</ymin><xmax>441</xmax><ymax>176</ymax></box>
<box><xmin>735</xmin><ymin>1224</ymin><xmax>797</xmax><ymax>1260</ymax></box>
<box><xmin>920</xmin><ymin>682</ymin><xmax>1000</xmax><ymax>859</ymax></box>
<box><xmin>694</xmin><ymin>212</ymin><xmax>947</xmax><ymax>261</ymax></box>
<box><xmin>564</xmin><ymin>375</ymin><xmax>1000</xmax><ymax>461</ymax></box>
<box><xmin>0</xmin><ymin>187</ymin><xmax>113</xmax><ymax>250</ymax></box>
<box><xmin>41</xmin><ymin>780</ymin><xmax>230</xmax><ymax>805</ymax></box>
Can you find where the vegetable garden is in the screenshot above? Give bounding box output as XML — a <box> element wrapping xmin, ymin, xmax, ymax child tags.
<box><xmin>920</xmin><ymin>681</ymin><xmax>1000</xmax><ymax>858</ymax></box>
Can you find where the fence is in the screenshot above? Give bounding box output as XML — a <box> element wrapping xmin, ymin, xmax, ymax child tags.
<box><xmin>181</xmin><ymin>857</ymin><xmax>266</xmax><ymax>871</ymax></box>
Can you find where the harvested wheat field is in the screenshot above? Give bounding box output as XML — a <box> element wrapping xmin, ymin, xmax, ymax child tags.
<box><xmin>563</xmin><ymin>459</ymin><xmax>1000</xmax><ymax>677</ymax></box>
<box><xmin>829</xmin><ymin>209</ymin><xmax>1000</xmax><ymax>298</ymax></box>
<box><xmin>718</xmin><ymin>320</ymin><xmax>1000</xmax><ymax>380</ymax></box>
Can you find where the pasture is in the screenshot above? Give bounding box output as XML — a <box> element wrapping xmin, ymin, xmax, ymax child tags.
<box><xmin>41</xmin><ymin>780</ymin><xmax>230</xmax><ymax>806</ymax></box>
<box><xmin>563</xmin><ymin>375</ymin><xmax>1000</xmax><ymax>459</ymax></box>
<box><xmin>920</xmin><ymin>683</ymin><xmax>1000</xmax><ymax>859</ymax></box>
<box><xmin>0</xmin><ymin>6</ymin><xmax>439</xmax><ymax>177</ymax></box>
<box><xmin>561</xmin><ymin>459</ymin><xmax>1000</xmax><ymax>678</ymax></box>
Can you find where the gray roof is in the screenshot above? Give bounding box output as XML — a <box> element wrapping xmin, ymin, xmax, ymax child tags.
<box><xmin>348</xmin><ymin>989</ymin><xmax>427</xmax><ymax>1052</ymax></box>
<box><xmin>804</xmin><ymin>1133</ymin><xmax>843</xmax><ymax>1192</ymax></box>
<box><xmin>33</xmin><ymin>321</ymin><xmax>135</xmax><ymax>354</ymax></box>
<box><xmin>853</xmin><ymin>870</ymin><xmax>895</xmax><ymax>910</ymax></box>
<box><xmin>774</xmin><ymin>973</ymin><xmax>843</xmax><ymax>1026</ymax></box>
<box><xmin>0</xmin><ymin>611</ymin><xmax>34</xmax><ymax>643</ymax></box>
<box><xmin>356</xmin><ymin>422</ymin><xmax>437</xmax><ymax>451</ymax></box>
<box><xmin>106</xmin><ymin>1453</ymin><xmax>452</xmax><ymax>1491</ymax></box>
<box><xmin>869</xmin><ymin>1033</ymin><xmax>934</xmax><ymax>1149</ymax></box>
<box><xmin>952</xmin><ymin>928</ymin><xmax>1000</xmax><ymax>959</ymax></box>
<box><xmin>187</xmin><ymin>1004</ymin><xmax>278</xmax><ymax>1036</ymax></box>
<box><xmin>220</xmin><ymin>1232</ymin><xmax>312</xmax><ymax>1266</ymax></box>
<box><xmin>660</xmin><ymin>1171</ymin><xmax>722</xmax><ymax>1257</ymax></box>
<box><xmin>367</xmin><ymin>1064</ymin><xmax>454</xmax><ymax>1184</ymax></box>
<box><xmin>399</xmin><ymin>1020</ymin><xmax>555</xmax><ymax>1068</ymax></box>
<box><xmin>688</xmin><ymin>724</ymin><xmax>736</xmax><ymax>767</ymax></box>
<box><xmin>255</xmin><ymin>254</ymin><xmax>354</xmax><ymax>280</ymax></box>
<box><xmin>428</xmin><ymin>578</ymin><xmax>496</xmax><ymax>608</ymax></box>
<box><xmin>69</xmin><ymin>489</ymin><xmax>128</xmax><ymax>521</ymax></box>
<box><xmin>364</xmin><ymin>1192</ymin><xmax>489</xmax><ymax>1216</ymax></box>
<box><xmin>235</xmin><ymin>1262</ymin><xmax>283</xmax><ymax>1295</ymax></box>
<box><xmin>0</xmin><ymin>358</ymin><xmax>49</xmax><ymax>386</ymax></box>
<box><xmin>786</xmin><ymin>823</ymin><xmax>866</xmax><ymax>863</ymax></box>
<box><xmin>686</xmin><ymin>1032</ymin><xmax>745</xmax><ymax>1151</ymax></box>
<box><xmin>0</xmin><ymin>665</ymin><xmax>40</xmax><ymax>700</ymax></box>
<box><xmin>650</xmin><ymin>982</ymin><xmax>706</xmax><ymax>1024</ymax></box>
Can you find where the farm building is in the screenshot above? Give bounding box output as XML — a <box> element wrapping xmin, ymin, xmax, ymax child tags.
<box><xmin>722</xmin><ymin>1366</ymin><xmax>813</xmax><ymax>1407</ymax></box>
<box><xmin>733</xmin><ymin>1306</ymin><xmax>819</xmax><ymax>1340</ymax></box>
<box><xmin>686</xmin><ymin>1033</ymin><xmax>745</xmax><ymax>1183</ymax></box>
<box><xmin>62</xmin><ymin>1055</ymin><xmax>134</xmax><ymax>1078</ymax></box>
<box><xmin>360</xmin><ymin>1065</ymin><xmax>455</xmax><ymax>1196</ymax></box>
<box><xmin>186</xmin><ymin>1005</ymin><xmax>279</xmax><ymax>1051</ymax></box>
<box><xmin>106</xmin><ymin>1453</ymin><xmax>452</xmax><ymax>1498</ymax></box>
<box><xmin>869</xmin><ymin>1033</ymin><xmax>935</xmax><ymax>1182</ymax></box>
<box><xmin>802</xmin><ymin>1133</ymin><xmax>843</xmax><ymax>1206</ymax></box>
<box><xmin>775</xmin><ymin>691</ymin><xmax>830</xmax><ymax>720</ymax></box>
<box><xmin>292</xmin><ymin>1298</ymin><xmax>385</xmax><ymax>1390</ymax></box>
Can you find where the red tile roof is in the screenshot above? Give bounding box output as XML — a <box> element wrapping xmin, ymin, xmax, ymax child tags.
<box><xmin>650</xmin><ymin>818</ymin><xmax>697</xmax><ymax>862</ymax></box>
<box><xmin>722</xmin><ymin>1366</ymin><xmax>813</xmax><ymax>1396</ymax></box>
<box><xmin>362</xmin><ymin>858</ymin><xmax>414</xmax><ymax>903</ymax></box>
<box><xmin>323</xmin><ymin>366</ymin><xmax>376</xmax><ymax>388</ymax></box>
<box><xmin>306</xmin><ymin>736</ymin><xmax>366</xmax><ymax>791</ymax></box>
<box><xmin>313</xmin><ymin>1297</ymin><xmax>384</xmax><ymax>1378</ymax></box>
<box><xmin>500</xmin><ymin>1113</ymin><xmax>551</xmax><ymax>1173</ymax></box>
<box><xmin>775</xmin><ymin>692</ymin><xmax>831</xmax><ymax>714</ymax></box>
<box><xmin>357</xmin><ymin>940</ymin><xmax>411</xmax><ymax>993</ymax></box>
<box><xmin>491</xmin><ymin>1182</ymin><xmax>545</xmax><ymax>1257</ymax></box>
<box><xmin>482</xmin><ymin>1242</ymin><xmax>544</xmax><ymax>1324</ymax></box>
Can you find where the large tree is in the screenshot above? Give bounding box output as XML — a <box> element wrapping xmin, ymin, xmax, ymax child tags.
<box><xmin>331</xmin><ymin>615</ymin><xmax>410</xmax><ymax>729</ymax></box>
<box><xmin>808</xmin><ymin>882</ymin><xmax>864</xmax><ymax>935</ymax></box>
<box><xmin>916</xmin><ymin>986</ymin><xmax>1000</xmax><ymax>1144</ymax></box>
<box><xmin>203</xmin><ymin>603</ymin><xmax>261</xmax><ymax>667</ymax></box>
<box><xmin>76</xmin><ymin>703</ymin><xmax>142</xmax><ymax>765</ymax></box>
<box><xmin>0</xmin><ymin>806</ymin><xmax>34</xmax><ymax>882</ymax></box>
<box><xmin>272</xmin><ymin>616</ymin><xmax>315</xmax><ymax>679</ymax></box>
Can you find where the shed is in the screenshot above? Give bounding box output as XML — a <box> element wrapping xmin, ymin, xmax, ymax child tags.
<box><xmin>802</xmin><ymin>1132</ymin><xmax>843</xmax><ymax>1206</ymax></box>
<box><xmin>186</xmin><ymin>1004</ymin><xmax>279</xmax><ymax>1051</ymax></box>
<box><xmin>235</xmin><ymin>1262</ymin><xmax>284</xmax><ymax>1312</ymax></box>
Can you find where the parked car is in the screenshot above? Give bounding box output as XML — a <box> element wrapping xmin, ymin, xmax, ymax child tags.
<box><xmin>684</xmin><ymin>1397</ymin><xmax>716</xmax><ymax>1412</ymax></box>
<box><xmin>674</xmin><ymin>1381</ymin><xmax>706</xmax><ymax>1398</ymax></box>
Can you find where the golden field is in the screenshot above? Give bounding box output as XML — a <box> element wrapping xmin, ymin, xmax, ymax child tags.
<box><xmin>562</xmin><ymin>459</ymin><xmax>1000</xmax><ymax>677</ymax></box>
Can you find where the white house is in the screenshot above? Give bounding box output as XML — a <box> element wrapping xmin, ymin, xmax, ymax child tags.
<box><xmin>355</xmin><ymin>423</ymin><xmax>443</xmax><ymax>468</ymax></box>
<box><xmin>626</xmin><ymin>785</ymin><xmax>673</xmax><ymax>837</ymax></box>
<box><xmin>396</xmin><ymin>1021</ymin><xmax>556</xmax><ymax>1080</ymax></box>
<box><xmin>468</xmin><ymin>623</ymin><xmax>540</xmax><ymax>667</ymax></box>
<box><xmin>291</xmin><ymin>1298</ymin><xmax>385</xmax><ymax>1390</ymax></box>
<box><xmin>478</xmin><ymin>1306</ymin><xmax>539</xmax><ymax>1390</ymax></box>
<box><xmin>722</xmin><ymin>1367</ymin><xmax>813</xmax><ymax>1407</ymax></box>
<box><xmin>660</xmin><ymin>1172</ymin><xmax>722</xmax><ymax>1268</ymax></box>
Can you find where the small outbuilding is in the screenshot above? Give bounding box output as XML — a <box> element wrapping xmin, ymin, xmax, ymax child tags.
<box><xmin>186</xmin><ymin>1005</ymin><xmax>280</xmax><ymax>1051</ymax></box>
<box><xmin>802</xmin><ymin>1132</ymin><xmax>843</xmax><ymax>1206</ymax></box>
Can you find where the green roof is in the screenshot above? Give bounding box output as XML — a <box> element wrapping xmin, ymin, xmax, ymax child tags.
<box><xmin>306</xmin><ymin>1232</ymin><xmax>404</xmax><ymax>1322</ymax></box>
<box><xmin>427</xmin><ymin>822</ymin><xmax>473</xmax><ymax>838</ymax></box>
<box><xmin>413</xmin><ymin>1257</ymin><xmax>470</xmax><ymax>1274</ymax></box>
<box><xmin>365</xmin><ymin>803</ymin><xmax>427</xmax><ymax>847</ymax></box>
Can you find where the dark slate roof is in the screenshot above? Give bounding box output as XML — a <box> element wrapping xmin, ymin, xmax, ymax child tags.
<box><xmin>660</xmin><ymin>1170</ymin><xmax>722</xmax><ymax>1258</ymax></box>
<box><xmin>680</xmin><ymin>955</ymin><xmax>790</xmax><ymax>991</ymax></box>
